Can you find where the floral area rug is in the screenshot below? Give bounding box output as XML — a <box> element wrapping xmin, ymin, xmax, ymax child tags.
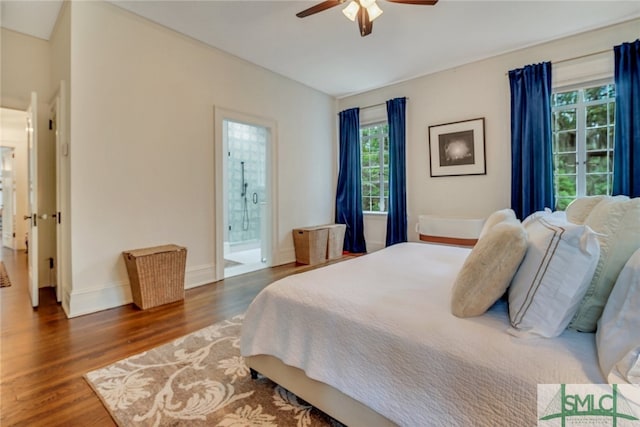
<box><xmin>85</xmin><ymin>314</ymin><xmax>344</xmax><ymax>427</ymax></box>
<box><xmin>0</xmin><ymin>261</ymin><xmax>11</xmax><ymax>287</ymax></box>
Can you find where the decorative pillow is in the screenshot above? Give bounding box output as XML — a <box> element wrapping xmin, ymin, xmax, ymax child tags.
<box><xmin>565</xmin><ymin>195</ymin><xmax>609</xmax><ymax>225</ymax></box>
<box><xmin>570</xmin><ymin>197</ymin><xmax>640</xmax><ymax>332</ymax></box>
<box><xmin>596</xmin><ymin>249</ymin><xmax>640</xmax><ymax>384</ymax></box>
<box><xmin>508</xmin><ymin>215</ymin><xmax>600</xmax><ymax>338</ymax></box>
<box><xmin>478</xmin><ymin>208</ymin><xmax>516</xmax><ymax>240</ymax></box>
<box><xmin>451</xmin><ymin>219</ymin><xmax>527</xmax><ymax>318</ymax></box>
<box><xmin>521</xmin><ymin>208</ymin><xmax>567</xmax><ymax>228</ymax></box>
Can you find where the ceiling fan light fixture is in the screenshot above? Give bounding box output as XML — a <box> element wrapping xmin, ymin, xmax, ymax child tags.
<box><xmin>359</xmin><ymin>0</ymin><xmax>376</xmax><ymax>8</ymax></box>
<box><xmin>342</xmin><ymin>1</ymin><xmax>360</xmax><ymax>21</ymax></box>
<box><xmin>366</xmin><ymin>2</ymin><xmax>383</xmax><ymax>21</ymax></box>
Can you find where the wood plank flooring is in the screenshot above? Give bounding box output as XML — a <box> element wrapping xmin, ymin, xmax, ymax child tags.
<box><xmin>0</xmin><ymin>249</ymin><xmax>348</xmax><ymax>426</ymax></box>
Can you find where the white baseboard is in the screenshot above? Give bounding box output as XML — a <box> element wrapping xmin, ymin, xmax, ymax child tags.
<box><xmin>65</xmin><ymin>263</ymin><xmax>217</xmax><ymax>318</ymax></box>
<box><xmin>185</xmin><ymin>263</ymin><xmax>216</xmax><ymax>289</ymax></box>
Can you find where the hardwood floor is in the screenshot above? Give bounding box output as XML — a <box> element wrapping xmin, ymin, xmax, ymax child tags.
<box><xmin>0</xmin><ymin>249</ymin><xmax>348</xmax><ymax>426</ymax></box>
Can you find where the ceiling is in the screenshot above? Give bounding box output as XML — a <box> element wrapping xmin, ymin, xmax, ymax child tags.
<box><xmin>1</xmin><ymin>1</ymin><xmax>639</xmax><ymax>98</ymax></box>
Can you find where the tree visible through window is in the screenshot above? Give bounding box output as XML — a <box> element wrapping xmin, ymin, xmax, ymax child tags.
<box><xmin>361</xmin><ymin>122</ymin><xmax>389</xmax><ymax>212</ymax></box>
<box><xmin>552</xmin><ymin>83</ymin><xmax>615</xmax><ymax>210</ymax></box>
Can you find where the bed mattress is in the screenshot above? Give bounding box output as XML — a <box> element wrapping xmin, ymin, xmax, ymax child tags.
<box><xmin>240</xmin><ymin>242</ymin><xmax>604</xmax><ymax>426</ymax></box>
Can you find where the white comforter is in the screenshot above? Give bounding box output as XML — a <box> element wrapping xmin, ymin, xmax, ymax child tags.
<box><xmin>240</xmin><ymin>242</ymin><xmax>604</xmax><ymax>426</ymax></box>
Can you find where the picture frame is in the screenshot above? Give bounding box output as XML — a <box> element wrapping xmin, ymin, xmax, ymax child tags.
<box><xmin>428</xmin><ymin>117</ymin><xmax>486</xmax><ymax>177</ymax></box>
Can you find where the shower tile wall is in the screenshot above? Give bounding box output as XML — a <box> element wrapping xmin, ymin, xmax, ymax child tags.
<box><xmin>227</xmin><ymin>121</ymin><xmax>267</xmax><ymax>247</ymax></box>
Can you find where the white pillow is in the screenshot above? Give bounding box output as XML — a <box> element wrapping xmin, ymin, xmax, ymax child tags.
<box><xmin>508</xmin><ymin>215</ymin><xmax>600</xmax><ymax>338</ymax></box>
<box><xmin>478</xmin><ymin>208</ymin><xmax>516</xmax><ymax>240</ymax></box>
<box><xmin>565</xmin><ymin>196</ymin><xmax>609</xmax><ymax>224</ymax></box>
<box><xmin>570</xmin><ymin>197</ymin><xmax>640</xmax><ymax>332</ymax></box>
<box><xmin>451</xmin><ymin>219</ymin><xmax>528</xmax><ymax>318</ymax></box>
<box><xmin>521</xmin><ymin>209</ymin><xmax>568</xmax><ymax>229</ymax></box>
<box><xmin>596</xmin><ymin>249</ymin><xmax>640</xmax><ymax>384</ymax></box>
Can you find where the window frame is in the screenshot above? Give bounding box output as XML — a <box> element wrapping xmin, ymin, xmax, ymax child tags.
<box><xmin>360</xmin><ymin>121</ymin><xmax>389</xmax><ymax>214</ymax></box>
<box><xmin>551</xmin><ymin>79</ymin><xmax>615</xmax><ymax>210</ymax></box>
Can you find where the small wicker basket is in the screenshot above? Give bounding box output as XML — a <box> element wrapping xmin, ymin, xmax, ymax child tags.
<box><xmin>123</xmin><ymin>244</ymin><xmax>187</xmax><ymax>310</ymax></box>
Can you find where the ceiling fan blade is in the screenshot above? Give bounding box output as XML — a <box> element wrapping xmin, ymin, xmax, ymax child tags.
<box><xmin>384</xmin><ymin>0</ymin><xmax>438</xmax><ymax>4</ymax></box>
<box><xmin>296</xmin><ymin>0</ymin><xmax>345</xmax><ymax>18</ymax></box>
<box><xmin>357</xmin><ymin>6</ymin><xmax>373</xmax><ymax>37</ymax></box>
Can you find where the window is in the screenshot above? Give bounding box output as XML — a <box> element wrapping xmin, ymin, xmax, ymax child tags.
<box><xmin>360</xmin><ymin>122</ymin><xmax>389</xmax><ymax>212</ymax></box>
<box><xmin>552</xmin><ymin>83</ymin><xmax>615</xmax><ymax>210</ymax></box>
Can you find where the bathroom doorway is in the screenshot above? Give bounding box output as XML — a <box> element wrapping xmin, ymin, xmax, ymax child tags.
<box><xmin>214</xmin><ymin>108</ymin><xmax>276</xmax><ymax>279</ymax></box>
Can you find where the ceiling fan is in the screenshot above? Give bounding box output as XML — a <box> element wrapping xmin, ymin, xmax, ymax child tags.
<box><xmin>296</xmin><ymin>0</ymin><xmax>438</xmax><ymax>37</ymax></box>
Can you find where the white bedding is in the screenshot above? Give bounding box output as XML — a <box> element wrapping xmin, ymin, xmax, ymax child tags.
<box><xmin>240</xmin><ymin>242</ymin><xmax>604</xmax><ymax>426</ymax></box>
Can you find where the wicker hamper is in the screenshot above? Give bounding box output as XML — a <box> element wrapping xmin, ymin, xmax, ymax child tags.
<box><xmin>123</xmin><ymin>244</ymin><xmax>187</xmax><ymax>310</ymax></box>
<box><xmin>292</xmin><ymin>226</ymin><xmax>329</xmax><ymax>265</ymax></box>
<box><xmin>325</xmin><ymin>224</ymin><xmax>346</xmax><ymax>260</ymax></box>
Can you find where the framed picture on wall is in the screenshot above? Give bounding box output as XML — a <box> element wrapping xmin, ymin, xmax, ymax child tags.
<box><xmin>428</xmin><ymin>118</ymin><xmax>486</xmax><ymax>177</ymax></box>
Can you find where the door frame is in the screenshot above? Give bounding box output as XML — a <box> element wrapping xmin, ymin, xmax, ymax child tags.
<box><xmin>49</xmin><ymin>82</ymin><xmax>67</xmax><ymax>304</ymax></box>
<box><xmin>213</xmin><ymin>107</ymin><xmax>278</xmax><ymax>281</ymax></box>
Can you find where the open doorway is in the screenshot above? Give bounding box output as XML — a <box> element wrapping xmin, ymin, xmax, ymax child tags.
<box><xmin>214</xmin><ymin>108</ymin><xmax>277</xmax><ymax>280</ymax></box>
<box><xmin>0</xmin><ymin>108</ymin><xmax>29</xmax><ymax>254</ymax></box>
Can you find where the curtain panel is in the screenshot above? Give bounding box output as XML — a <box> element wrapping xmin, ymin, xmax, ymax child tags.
<box><xmin>385</xmin><ymin>97</ymin><xmax>408</xmax><ymax>246</ymax></box>
<box><xmin>613</xmin><ymin>39</ymin><xmax>640</xmax><ymax>197</ymax></box>
<box><xmin>509</xmin><ymin>61</ymin><xmax>555</xmax><ymax>219</ymax></box>
<box><xmin>336</xmin><ymin>108</ymin><xmax>367</xmax><ymax>253</ymax></box>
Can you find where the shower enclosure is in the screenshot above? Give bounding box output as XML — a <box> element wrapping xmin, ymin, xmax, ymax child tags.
<box><xmin>223</xmin><ymin>119</ymin><xmax>268</xmax><ymax>277</ymax></box>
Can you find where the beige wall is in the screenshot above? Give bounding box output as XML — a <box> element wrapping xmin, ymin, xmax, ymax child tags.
<box><xmin>67</xmin><ymin>2</ymin><xmax>336</xmax><ymax>316</ymax></box>
<box><xmin>338</xmin><ymin>18</ymin><xmax>640</xmax><ymax>250</ymax></box>
<box><xmin>0</xmin><ymin>28</ymin><xmax>57</xmax><ymax>287</ymax></box>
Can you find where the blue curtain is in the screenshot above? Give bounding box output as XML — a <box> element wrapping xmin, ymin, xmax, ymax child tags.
<box><xmin>509</xmin><ymin>62</ymin><xmax>554</xmax><ymax>219</ymax></box>
<box><xmin>385</xmin><ymin>97</ymin><xmax>407</xmax><ymax>246</ymax></box>
<box><xmin>613</xmin><ymin>39</ymin><xmax>640</xmax><ymax>197</ymax></box>
<box><xmin>336</xmin><ymin>108</ymin><xmax>366</xmax><ymax>253</ymax></box>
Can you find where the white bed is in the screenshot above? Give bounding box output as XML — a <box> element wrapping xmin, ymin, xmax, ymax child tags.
<box><xmin>240</xmin><ymin>242</ymin><xmax>605</xmax><ymax>426</ymax></box>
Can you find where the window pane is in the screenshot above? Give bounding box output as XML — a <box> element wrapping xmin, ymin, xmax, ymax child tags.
<box><xmin>586</xmin><ymin>104</ymin><xmax>607</xmax><ymax>127</ymax></box>
<box><xmin>555</xmin><ymin>153</ymin><xmax>577</xmax><ymax>174</ymax></box>
<box><xmin>608</xmin><ymin>102</ymin><xmax>615</xmax><ymax>125</ymax></box>
<box><xmin>555</xmin><ymin>110</ymin><xmax>576</xmax><ymax>131</ymax></box>
<box><xmin>370</xmin><ymin>182</ymin><xmax>380</xmax><ymax>197</ymax></box>
<box><xmin>586</xmin><ymin>151</ymin><xmax>609</xmax><ymax>173</ymax></box>
<box><xmin>586</xmin><ymin>128</ymin><xmax>608</xmax><ymax>150</ymax></box>
<box><xmin>583</xmin><ymin>85</ymin><xmax>610</xmax><ymax>102</ymax></box>
<box><xmin>555</xmin><ymin>131</ymin><xmax>576</xmax><ymax>152</ymax></box>
<box><xmin>371</xmin><ymin>198</ymin><xmax>380</xmax><ymax>212</ymax></box>
<box><xmin>556</xmin><ymin>175</ymin><xmax>577</xmax><ymax>197</ymax></box>
<box><xmin>586</xmin><ymin>174</ymin><xmax>608</xmax><ymax>196</ymax></box>
<box><xmin>553</xmin><ymin>91</ymin><xmax>578</xmax><ymax>106</ymax></box>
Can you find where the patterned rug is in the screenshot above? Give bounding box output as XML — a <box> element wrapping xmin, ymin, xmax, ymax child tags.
<box><xmin>85</xmin><ymin>314</ymin><xmax>343</xmax><ymax>427</ymax></box>
<box><xmin>0</xmin><ymin>261</ymin><xmax>11</xmax><ymax>287</ymax></box>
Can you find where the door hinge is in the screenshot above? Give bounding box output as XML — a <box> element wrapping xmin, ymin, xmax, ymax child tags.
<box><xmin>12</xmin><ymin>232</ymin><xmax>15</xmax><ymax>238</ymax></box>
<box><xmin>49</xmin><ymin>120</ymin><xmax>53</xmax><ymax>130</ymax></box>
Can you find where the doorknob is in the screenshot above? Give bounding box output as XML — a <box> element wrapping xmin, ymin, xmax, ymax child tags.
<box><xmin>23</xmin><ymin>214</ymin><xmax>37</xmax><ymax>226</ymax></box>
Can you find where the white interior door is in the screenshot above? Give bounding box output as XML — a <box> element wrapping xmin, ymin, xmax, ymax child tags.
<box><xmin>26</xmin><ymin>92</ymin><xmax>39</xmax><ymax>308</ymax></box>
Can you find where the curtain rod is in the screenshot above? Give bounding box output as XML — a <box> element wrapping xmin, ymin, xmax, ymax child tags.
<box><xmin>360</xmin><ymin>97</ymin><xmax>410</xmax><ymax>110</ymax></box>
<box><xmin>505</xmin><ymin>49</ymin><xmax>611</xmax><ymax>75</ymax></box>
